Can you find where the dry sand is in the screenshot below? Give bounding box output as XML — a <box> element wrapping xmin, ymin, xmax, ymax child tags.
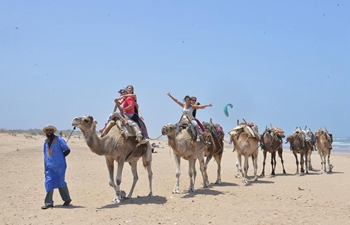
<box><xmin>1</xmin><ymin>133</ymin><xmax>349</xmax><ymax>225</ymax></box>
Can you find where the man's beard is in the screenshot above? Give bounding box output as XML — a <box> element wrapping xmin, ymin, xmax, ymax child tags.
<box><xmin>46</xmin><ymin>133</ymin><xmax>54</xmax><ymax>139</ymax></box>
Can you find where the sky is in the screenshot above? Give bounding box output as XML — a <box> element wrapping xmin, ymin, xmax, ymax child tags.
<box><xmin>1</xmin><ymin>0</ymin><xmax>349</xmax><ymax>139</ymax></box>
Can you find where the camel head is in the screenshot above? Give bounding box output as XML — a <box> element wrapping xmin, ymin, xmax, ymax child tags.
<box><xmin>262</xmin><ymin>127</ymin><xmax>275</xmax><ymax>140</ymax></box>
<box><xmin>201</xmin><ymin>128</ymin><xmax>213</xmax><ymax>144</ymax></box>
<box><xmin>315</xmin><ymin>128</ymin><xmax>325</xmax><ymax>138</ymax></box>
<box><xmin>71</xmin><ymin>115</ymin><xmax>97</xmax><ymax>133</ymax></box>
<box><xmin>228</xmin><ymin>128</ymin><xmax>243</xmax><ymax>144</ymax></box>
<box><xmin>286</xmin><ymin>135</ymin><xmax>293</xmax><ymax>144</ymax></box>
<box><xmin>161</xmin><ymin>123</ymin><xmax>176</xmax><ymax>136</ymax></box>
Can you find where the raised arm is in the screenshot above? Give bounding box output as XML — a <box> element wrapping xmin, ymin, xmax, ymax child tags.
<box><xmin>167</xmin><ymin>92</ymin><xmax>184</xmax><ymax>107</ymax></box>
<box><xmin>118</xmin><ymin>93</ymin><xmax>137</xmax><ymax>101</ymax></box>
<box><xmin>192</xmin><ymin>103</ymin><xmax>212</xmax><ymax>109</ymax></box>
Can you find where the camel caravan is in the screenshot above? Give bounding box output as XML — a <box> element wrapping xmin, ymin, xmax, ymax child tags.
<box><xmin>71</xmin><ymin>109</ymin><xmax>334</xmax><ymax>202</ymax></box>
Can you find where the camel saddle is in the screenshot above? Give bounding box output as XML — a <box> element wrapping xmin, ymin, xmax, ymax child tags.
<box><xmin>176</xmin><ymin>116</ymin><xmax>196</xmax><ymax>141</ymax></box>
<box><xmin>202</xmin><ymin>122</ymin><xmax>224</xmax><ymax>139</ymax></box>
<box><xmin>104</xmin><ymin>112</ymin><xmax>143</xmax><ymax>142</ymax></box>
<box><xmin>228</xmin><ymin>123</ymin><xmax>260</xmax><ymax>141</ymax></box>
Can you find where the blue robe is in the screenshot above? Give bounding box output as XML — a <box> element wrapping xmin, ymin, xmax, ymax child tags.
<box><xmin>43</xmin><ymin>136</ymin><xmax>69</xmax><ymax>192</ymax></box>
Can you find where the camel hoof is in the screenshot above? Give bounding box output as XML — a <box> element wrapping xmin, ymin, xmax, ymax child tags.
<box><xmin>147</xmin><ymin>192</ymin><xmax>153</xmax><ymax>197</ymax></box>
<box><xmin>188</xmin><ymin>188</ymin><xmax>196</xmax><ymax>193</ymax></box>
<box><xmin>112</xmin><ymin>196</ymin><xmax>120</xmax><ymax>203</ymax></box>
<box><xmin>215</xmin><ymin>180</ymin><xmax>221</xmax><ymax>184</ymax></box>
<box><xmin>329</xmin><ymin>165</ymin><xmax>334</xmax><ymax>172</ymax></box>
<box><xmin>172</xmin><ymin>187</ymin><xmax>180</xmax><ymax>194</ymax></box>
<box><xmin>242</xmin><ymin>179</ymin><xmax>248</xmax><ymax>184</ymax></box>
<box><xmin>120</xmin><ymin>191</ymin><xmax>126</xmax><ymax>198</ymax></box>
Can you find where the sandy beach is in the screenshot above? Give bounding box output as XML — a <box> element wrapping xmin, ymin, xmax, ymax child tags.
<box><xmin>1</xmin><ymin>132</ymin><xmax>349</xmax><ymax>225</ymax></box>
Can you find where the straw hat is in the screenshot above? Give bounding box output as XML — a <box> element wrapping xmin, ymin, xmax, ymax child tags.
<box><xmin>42</xmin><ymin>124</ymin><xmax>57</xmax><ymax>134</ymax></box>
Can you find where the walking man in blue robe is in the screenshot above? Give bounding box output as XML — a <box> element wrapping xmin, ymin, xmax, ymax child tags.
<box><xmin>41</xmin><ymin>124</ymin><xmax>72</xmax><ymax>209</ymax></box>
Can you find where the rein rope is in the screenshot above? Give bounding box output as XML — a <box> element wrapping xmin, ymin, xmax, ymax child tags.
<box><xmin>66</xmin><ymin>126</ymin><xmax>76</xmax><ymax>143</ymax></box>
<box><xmin>149</xmin><ymin>134</ymin><xmax>164</xmax><ymax>140</ymax></box>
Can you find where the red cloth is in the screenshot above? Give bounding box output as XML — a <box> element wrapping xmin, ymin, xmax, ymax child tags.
<box><xmin>194</xmin><ymin>118</ymin><xmax>205</xmax><ymax>132</ymax></box>
<box><xmin>122</xmin><ymin>96</ymin><xmax>135</xmax><ymax>114</ymax></box>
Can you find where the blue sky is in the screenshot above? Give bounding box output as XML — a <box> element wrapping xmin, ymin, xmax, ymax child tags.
<box><xmin>1</xmin><ymin>1</ymin><xmax>349</xmax><ymax>138</ymax></box>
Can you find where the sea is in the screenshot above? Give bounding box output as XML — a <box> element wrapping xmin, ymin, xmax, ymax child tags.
<box><xmin>332</xmin><ymin>137</ymin><xmax>350</xmax><ymax>154</ymax></box>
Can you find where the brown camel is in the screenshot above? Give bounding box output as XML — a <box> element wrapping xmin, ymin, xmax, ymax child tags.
<box><xmin>228</xmin><ymin>121</ymin><xmax>260</xmax><ymax>183</ymax></box>
<box><xmin>260</xmin><ymin>126</ymin><xmax>286</xmax><ymax>176</ymax></box>
<box><xmin>315</xmin><ymin>128</ymin><xmax>333</xmax><ymax>173</ymax></box>
<box><xmin>71</xmin><ymin>115</ymin><xmax>153</xmax><ymax>203</ymax></box>
<box><xmin>302</xmin><ymin>127</ymin><xmax>317</xmax><ymax>170</ymax></box>
<box><xmin>161</xmin><ymin>122</ymin><xmax>209</xmax><ymax>193</ymax></box>
<box><xmin>201</xmin><ymin>120</ymin><xmax>224</xmax><ymax>184</ymax></box>
<box><xmin>286</xmin><ymin>127</ymin><xmax>313</xmax><ymax>174</ymax></box>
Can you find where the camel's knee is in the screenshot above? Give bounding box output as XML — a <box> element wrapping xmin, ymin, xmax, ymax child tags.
<box><xmin>116</xmin><ymin>179</ymin><xmax>122</xmax><ymax>185</ymax></box>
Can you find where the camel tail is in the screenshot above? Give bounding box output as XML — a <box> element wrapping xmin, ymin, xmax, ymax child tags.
<box><xmin>142</xmin><ymin>159</ymin><xmax>148</xmax><ymax>168</ymax></box>
<box><xmin>142</xmin><ymin>142</ymin><xmax>152</xmax><ymax>169</ymax></box>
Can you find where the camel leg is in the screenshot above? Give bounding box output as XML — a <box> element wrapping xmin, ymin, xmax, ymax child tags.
<box><xmin>173</xmin><ymin>155</ymin><xmax>181</xmax><ymax>194</ymax></box>
<box><xmin>142</xmin><ymin>142</ymin><xmax>153</xmax><ymax>197</ymax></box>
<box><xmin>236</xmin><ymin>154</ymin><xmax>243</xmax><ymax>179</ymax></box>
<box><xmin>188</xmin><ymin>159</ymin><xmax>196</xmax><ymax>192</ymax></box>
<box><xmin>293</xmin><ymin>152</ymin><xmax>299</xmax><ymax>174</ymax></box>
<box><xmin>127</xmin><ymin>161</ymin><xmax>139</xmax><ymax>198</ymax></box>
<box><xmin>300</xmin><ymin>154</ymin><xmax>305</xmax><ymax>173</ymax></box>
<box><xmin>105</xmin><ymin>158</ymin><xmax>119</xmax><ymax>202</ymax></box>
<box><xmin>323</xmin><ymin>155</ymin><xmax>327</xmax><ymax>172</ymax></box>
<box><xmin>271</xmin><ymin>151</ymin><xmax>276</xmax><ymax>176</ymax></box>
<box><xmin>327</xmin><ymin>153</ymin><xmax>333</xmax><ymax>172</ymax></box>
<box><xmin>305</xmin><ymin>152</ymin><xmax>309</xmax><ymax>174</ymax></box>
<box><xmin>277</xmin><ymin>148</ymin><xmax>286</xmax><ymax>174</ymax></box>
<box><xmin>318</xmin><ymin>150</ymin><xmax>325</xmax><ymax>173</ymax></box>
<box><xmin>242</xmin><ymin>156</ymin><xmax>249</xmax><ymax>183</ymax></box>
<box><xmin>205</xmin><ymin>155</ymin><xmax>212</xmax><ymax>169</ymax></box>
<box><xmin>308</xmin><ymin>150</ymin><xmax>313</xmax><ymax>171</ymax></box>
<box><xmin>260</xmin><ymin>150</ymin><xmax>267</xmax><ymax>177</ymax></box>
<box><xmin>252</xmin><ymin>152</ymin><xmax>258</xmax><ymax>181</ymax></box>
<box><xmin>198</xmin><ymin>155</ymin><xmax>209</xmax><ymax>188</ymax></box>
<box><xmin>213</xmin><ymin>153</ymin><xmax>223</xmax><ymax>184</ymax></box>
<box><xmin>193</xmin><ymin>158</ymin><xmax>197</xmax><ymax>185</ymax></box>
<box><xmin>114</xmin><ymin>160</ymin><xmax>126</xmax><ymax>202</ymax></box>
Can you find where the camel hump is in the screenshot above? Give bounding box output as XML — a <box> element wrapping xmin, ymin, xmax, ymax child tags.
<box><xmin>202</xmin><ymin>122</ymin><xmax>223</xmax><ymax>138</ymax></box>
<box><xmin>271</xmin><ymin>126</ymin><xmax>285</xmax><ymax>138</ymax></box>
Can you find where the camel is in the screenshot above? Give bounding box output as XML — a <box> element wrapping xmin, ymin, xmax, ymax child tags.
<box><xmin>71</xmin><ymin>115</ymin><xmax>153</xmax><ymax>203</ymax></box>
<box><xmin>201</xmin><ymin>120</ymin><xmax>224</xmax><ymax>184</ymax></box>
<box><xmin>161</xmin><ymin>122</ymin><xmax>209</xmax><ymax>193</ymax></box>
<box><xmin>285</xmin><ymin>127</ymin><xmax>313</xmax><ymax>174</ymax></box>
<box><xmin>228</xmin><ymin>120</ymin><xmax>260</xmax><ymax>183</ymax></box>
<box><xmin>260</xmin><ymin>126</ymin><xmax>286</xmax><ymax>176</ymax></box>
<box><xmin>315</xmin><ymin>128</ymin><xmax>333</xmax><ymax>173</ymax></box>
<box><xmin>302</xmin><ymin>127</ymin><xmax>316</xmax><ymax>170</ymax></box>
